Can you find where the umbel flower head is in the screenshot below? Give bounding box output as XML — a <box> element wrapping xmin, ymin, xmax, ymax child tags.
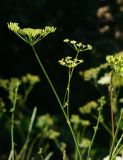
<box><xmin>106</xmin><ymin>55</ymin><xmax>123</xmax><ymax>77</ymax></box>
<box><xmin>7</xmin><ymin>22</ymin><xmax>56</xmax><ymax>46</ymax></box>
<box><xmin>58</xmin><ymin>56</ymin><xmax>83</xmax><ymax>68</ymax></box>
<box><xmin>63</xmin><ymin>38</ymin><xmax>92</xmax><ymax>53</ymax></box>
<box><xmin>79</xmin><ymin>63</ymin><xmax>108</xmax><ymax>82</ymax></box>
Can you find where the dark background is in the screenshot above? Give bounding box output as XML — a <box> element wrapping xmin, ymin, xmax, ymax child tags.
<box><xmin>0</xmin><ymin>0</ymin><xmax>123</xmax><ymax>158</ymax></box>
<box><xmin>1</xmin><ymin>0</ymin><xmax>122</xmax><ymax>112</ymax></box>
<box><xmin>1</xmin><ymin>0</ymin><xmax>123</xmax><ymax>126</ymax></box>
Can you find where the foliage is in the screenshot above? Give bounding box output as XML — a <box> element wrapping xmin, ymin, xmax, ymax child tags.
<box><xmin>0</xmin><ymin>20</ymin><xmax>122</xmax><ymax>160</ymax></box>
<box><xmin>1</xmin><ymin>2</ymin><xmax>123</xmax><ymax>158</ymax></box>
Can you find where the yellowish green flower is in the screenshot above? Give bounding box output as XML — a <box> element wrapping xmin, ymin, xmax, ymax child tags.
<box><xmin>70</xmin><ymin>114</ymin><xmax>81</xmax><ymax>124</ymax></box>
<box><xmin>79</xmin><ymin>101</ymin><xmax>98</xmax><ymax>114</ymax></box>
<box><xmin>106</xmin><ymin>55</ymin><xmax>123</xmax><ymax>77</ymax></box>
<box><xmin>8</xmin><ymin>22</ymin><xmax>20</xmax><ymax>32</ymax></box>
<box><xmin>81</xmin><ymin>120</ymin><xmax>90</xmax><ymax>126</ymax></box>
<box><xmin>98</xmin><ymin>72</ymin><xmax>123</xmax><ymax>87</ymax></box>
<box><xmin>0</xmin><ymin>74</ymin><xmax>39</xmax><ymax>105</ymax></box>
<box><xmin>98</xmin><ymin>73</ymin><xmax>111</xmax><ymax>85</ymax></box>
<box><xmin>58</xmin><ymin>56</ymin><xmax>83</xmax><ymax>68</ymax></box>
<box><xmin>0</xmin><ymin>78</ymin><xmax>20</xmax><ymax>103</ymax></box>
<box><xmin>79</xmin><ymin>138</ymin><xmax>91</xmax><ymax>148</ymax></box>
<box><xmin>70</xmin><ymin>115</ymin><xmax>90</xmax><ymax>126</ymax></box>
<box><xmin>36</xmin><ymin>114</ymin><xmax>54</xmax><ymax>129</ymax></box>
<box><xmin>0</xmin><ymin>98</ymin><xmax>6</xmax><ymax>112</ymax></box>
<box><xmin>7</xmin><ymin>22</ymin><xmax>56</xmax><ymax>46</ymax></box>
<box><xmin>79</xmin><ymin>63</ymin><xmax>108</xmax><ymax>81</ymax></box>
<box><xmin>21</xmin><ymin>73</ymin><xmax>40</xmax><ymax>85</ymax></box>
<box><xmin>80</xmin><ymin>67</ymin><xmax>100</xmax><ymax>81</ymax></box>
<box><xmin>63</xmin><ymin>38</ymin><xmax>92</xmax><ymax>53</ymax></box>
<box><xmin>48</xmin><ymin>130</ymin><xmax>60</xmax><ymax>139</ymax></box>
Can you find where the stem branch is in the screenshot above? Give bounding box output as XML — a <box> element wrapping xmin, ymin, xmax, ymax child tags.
<box><xmin>31</xmin><ymin>46</ymin><xmax>82</xmax><ymax>160</ymax></box>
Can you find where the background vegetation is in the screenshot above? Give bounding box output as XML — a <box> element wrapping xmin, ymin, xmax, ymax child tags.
<box><xmin>1</xmin><ymin>0</ymin><xmax>123</xmax><ymax>159</ymax></box>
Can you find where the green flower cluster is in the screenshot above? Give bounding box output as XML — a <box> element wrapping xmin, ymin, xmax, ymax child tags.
<box><xmin>0</xmin><ymin>78</ymin><xmax>20</xmax><ymax>103</ymax></box>
<box><xmin>58</xmin><ymin>56</ymin><xmax>83</xmax><ymax>68</ymax></box>
<box><xmin>79</xmin><ymin>138</ymin><xmax>91</xmax><ymax>148</ymax></box>
<box><xmin>36</xmin><ymin>114</ymin><xmax>60</xmax><ymax>140</ymax></box>
<box><xmin>36</xmin><ymin>114</ymin><xmax>54</xmax><ymax>128</ymax></box>
<box><xmin>63</xmin><ymin>38</ymin><xmax>92</xmax><ymax>53</ymax></box>
<box><xmin>22</xmin><ymin>73</ymin><xmax>40</xmax><ymax>85</ymax></box>
<box><xmin>98</xmin><ymin>73</ymin><xmax>111</xmax><ymax>85</ymax></box>
<box><xmin>0</xmin><ymin>98</ymin><xmax>6</xmax><ymax>112</ymax></box>
<box><xmin>98</xmin><ymin>72</ymin><xmax>123</xmax><ymax>87</ymax></box>
<box><xmin>0</xmin><ymin>74</ymin><xmax>40</xmax><ymax>104</ymax></box>
<box><xmin>70</xmin><ymin>114</ymin><xmax>90</xmax><ymax>127</ymax></box>
<box><xmin>79</xmin><ymin>101</ymin><xmax>98</xmax><ymax>114</ymax></box>
<box><xmin>79</xmin><ymin>63</ymin><xmax>108</xmax><ymax>81</ymax></box>
<box><xmin>106</xmin><ymin>55</ymin><xmax>123</xmax><ymax>77</ymax></box>
<box><xmin>7</xmin><ymin>22</ymin><xmax>56</xmax><ymax>46</ymax></box>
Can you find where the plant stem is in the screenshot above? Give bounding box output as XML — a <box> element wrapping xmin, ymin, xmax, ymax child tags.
<box><xmin>87</xmin><ymin>103</ymin><xmax>102</xmax><ymax>160</ymax></box>
<box><xmin>67</xmin><ymin>120</ymin><xmax>82</xmax><ymax>160</ymax></box>
<box><xmin>11</xmin><ymin>82</ymin><xmax>19</xmax><ymax>160</ymax></box>
<box><xmin>26</xmin><ymin>133</ymin><xmax>41</xmax><ymax>160</ymax></box>
<box><xmin>63</xmin><ymin>69</ymin><xmax>73</xmax><ymax>107</ymax></box>
<box><xmin>16</xmin><ymin>107</ymin><xmax>37</xmax><ymax>160</ymax></box>
<box><xmin>112</xmin><ymin>142</ymin><xmax>123</xmax><ymax>160</ymax></box>
<box><xmin>91</xmin><ymin>113</ymin><xmax>112</xmax><ymax>136</ymax></box>
<box><xmin>63</xmin><ymin>51</ymin><xmax>79</xmax><ymax>107</ymax></box>
<box><xmin>66</xmin><ymin>68</ymin><xmax>71</xmax><ymax>119</ymax></box>
<box><xmin>31</xmin><ymin>46</ymin><xmax>82</xmax><ymax>160</ymax></box>
<box><xmin>112</xmin><ymin>134</ymin><xmax>123</xmax><ymax>158</ymax></box>
<box><xmin>24</xmin><ymin>85</ymin><xmax>34</xmax><ymax>102</ymax></box>
<box><xmin>31</xmin><ymin>46</ymin><xmax>67</xmax><ymax>119</ymax></box>
<box><xmin>109</xmin><ymin>71</ymin><xmax>115</xmax><ymax>140</ymax></box>
<box><xmin>109</xmin><ymin>109</ymin><xmax>123</xmax><ymax>160</ymax></box>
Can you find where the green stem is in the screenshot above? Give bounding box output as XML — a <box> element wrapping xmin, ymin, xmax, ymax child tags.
<box><xmin>109</xmin><ymin>109</ymin><xmax>123</xmax><ymax>160</ymax></box>
<box><xmin>11</xmin><ymin>82</ymin><xmax>19</xmax><ymax>160</ymax></box>
<box><xmin>31</xmin><ymin>46</ymin><xmax>82</xmax><ymax>160</ymax></box>
<box><xmin>63</xmin><ymin>51</ymin><xmax>79</xmax><ymax>107</ymax></box>
<box><xmin>87</xmin><ymin>97</ymin><xmax>104</xmax><ymax>160</ymax></box>
<box><xmin>67</xmin><ymin>120</ymin><xmax>82</xmax><ymax>160</ymax></box>
<box><xmin>40</xmin><ymin>155</ymin><xmax>44</xmax><ymax>160</ymax></box>
<box><xmin>109</xmin><ymin>71</ymin><xmax>115</xmax><ymax>140</ymax></box>
<box><xmin>91</xmin><ymin>113</ymin><xmax>112</xmax><ymax>136</ymax></box>
<box><xmin>66</xmin><ymin>68</ymin><xmax>71</xmax><ymax>118</ymax></box>
<box><xmin>87</xmin><ymin>110</ymin><xmax>101</xmax><ymax>159</ymax></box>
<box><xmin>112</xmin><ymin>143</ymin><xmax>123</xmax><ymax>160</ymax></box>
<box><xmin>31</xmin><ymin>46</ymin><xmax>67</xmax><ymax>119</ymax></box>
<box><xmin>26</xmin><ymin>134</ymin><xmax>41</xmax><ymax>160</ymax></box>
<box><xmin>16</xmin><ymin>107</ymin><xmax>37</xmax><ymax>160</ymax></box>
<box><xmin>112</xmin><ymin>134</ymin><xmax>123</xmax><ymax>158</ymax></box>
<box><xmin>24</xmin><ymin>85</ymin><xmax>34</xmax><ymax>102</ymax></box>
<box><xmin>63</xmin><ymin>69</ymin><xmax>73</xmax><ymax>107</ymax></box>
